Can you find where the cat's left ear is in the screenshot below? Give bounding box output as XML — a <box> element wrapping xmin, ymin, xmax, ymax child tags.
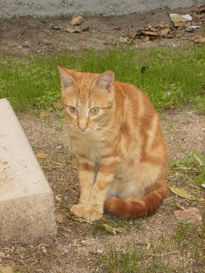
<box><xmin>57</xmin><ymin>65</ymin><xmax>75</xmax><ymax>90</ymax></box>
<box><xmin>96</xmin><ymin>71</ymin><xmax>115</xmax><ymax>92</ymax></box>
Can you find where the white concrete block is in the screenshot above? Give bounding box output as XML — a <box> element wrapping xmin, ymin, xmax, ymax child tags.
<box><xmin>0</xmin><ymin>98</ymin><xmax>56</xmax><ymax>242</ymax></box>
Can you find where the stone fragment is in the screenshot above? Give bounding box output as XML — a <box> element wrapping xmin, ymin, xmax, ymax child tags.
<box><xmin>70</xmin><ymin>15</ymin><xmax>84</xmax><ymax>26</ymax></box>
<box><xmin>186</xmin><ymin>25</ymin><xmax>200</xmax><ymax>32</ymax></box>
<box><xmin>174</xmin><ymin>208</ymin><xmax>202</xmax><ymax>224</ymax></box>
<box><xmin>170</xmin><ymin>13</ymin><xmax>192</xmax><ymax>27</ymax></box>
<box><xmin>56</xmin><ymin>213</ymin><xmax>65</xmax><ymax>224</ymax></box>
<box><xmin>119</xmin><ymin>36</ymin><xmax>128</xmax><ymax>43</ymax></box>
<box><xmin>65</xmin><ymin>25</ymin><xmax>89</xmax><ymax>33</ymax></box>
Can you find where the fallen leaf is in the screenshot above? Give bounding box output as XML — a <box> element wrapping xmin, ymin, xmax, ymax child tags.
<box><xmin>70</xmin><ymin>15</ymin><xmax>84</xmax><ymax>26</ymax></box>
<box><xmin>193</xmin><ymin>154</ymin><xmax>204</xmax><ymax>166</ymax></box>
<box><xmin>169</xmin><ymin>185</ymin><xmax>193</xmax><ymax>199</ymax></box>
<box><xmin>193</xmin><ymin>36</ymin><xmax>205</xmax><ymax>43</ymax></box>
<box><xmin>192</xmin><ymin>15</ymin><xmax>202</xmax><ymax>25</ymax></box>
<box><xmin>40</xmin><ymin>111</ymin><xmax>49</xmax><ymax>117</ymax></box>
<box><xmin>192</xmin><ymin>6</ymin><xmax>205</xmax><ymax>13</ymax></box>
<box><xmin>142</xmin><ymin>30</ymin><xmax>159</xmax><ymax>37</ymax></box>
<box><xmin>174</xmin><ymin>208</ymin><xmax>202</xmax><ymax>224</ymax></box>
<box><xmin>0</xmin><ymin>264</ymin><xmax>14</xmax><ymax>273</ymax></box>
<box><xmin>36</xmin><ymin>152</ymin><xmax>48</xmax><ymax>159</ymax></box>
<box><xmin>56</xmin><ymin>213</ymin><xmax>65</xmax><ymax>224</ymax></box>
<box><xmin>96</xmin><ymin>223</ymin><xmax>123</xmax><ymax>234</ymax></box>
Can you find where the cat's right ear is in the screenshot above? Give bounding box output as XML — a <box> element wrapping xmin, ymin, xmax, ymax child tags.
<box><xmin>57</xmin><ymin>66</ymin><xmax>75</xmax><ymax>90</ymax></box>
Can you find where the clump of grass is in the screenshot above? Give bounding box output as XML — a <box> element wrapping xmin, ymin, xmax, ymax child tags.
<box><xmin>0</xmin><ymin>46</ymin><xmax>204</xmax><ymax>111</ymax></box>
<box><xmin>97</xmin><ymin>242</ymin><xmax>185</xmax><ymax>273</ymax></box>
<box><xmin>169</xmin><ymin>152</ymin><xmax>205</xmax><ymax>187</ymax></box>
<box><xmin>175</xmin><ymin>221</ymin><xmax>205</xmax><ymax>269</ymax></box>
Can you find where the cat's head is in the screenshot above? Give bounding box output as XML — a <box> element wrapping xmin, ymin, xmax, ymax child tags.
<box><xmin>58</xmin><ymin>66</ymin><xmax>115</xmax><ymax>134</ymax></box>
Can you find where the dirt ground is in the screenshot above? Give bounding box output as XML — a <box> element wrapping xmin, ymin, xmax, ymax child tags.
<box><xmin>0</xmin><ymin>7</ymin><xmax>205</xmax><ymax>273</ymax></box>
<box><xmin>0</xmin><ymin>7</ymin><xmax>204</xmax><ymax>57</ymax></box>
<box><xmin>0</xmin><ymin>106</ymin><xmax>204</xmax><ymax>273</ymax></box>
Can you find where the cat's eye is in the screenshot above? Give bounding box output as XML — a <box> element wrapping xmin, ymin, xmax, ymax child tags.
<box><xmin>89</xmin><ymin>107</ymin><xmax>100</xmax><ymax>115</ymax></box>
<box><xmin>68</xmin><ymin>105</ymin><xmax>78</xmax><ymax>114</ymax></box>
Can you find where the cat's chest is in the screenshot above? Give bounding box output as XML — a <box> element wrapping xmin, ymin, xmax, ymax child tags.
<box><xmin>69</xmin><ymin>135</ymin><xmax>102</xmax><ymax>162</ymax></box>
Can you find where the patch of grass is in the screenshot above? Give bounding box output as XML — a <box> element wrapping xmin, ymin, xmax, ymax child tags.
<box><xmin>97</xmin><ymin>221</ymin><xmax>205</xmax><ymax>273</ymax></box>
<box><xmin>97</xmin><ymin>242</ymin><xmax>186</xmax><ymax>273</ymax></box>
<box><xmin>194</xmin><ymin>95</ymin><xmax>205</xmax><ymax>114</ymax></box>
<box><xmin>175</xmin><ymin>221</ymin><xmax>205</xmax><ymax>268</ymax></box>
<box><xmin>169</xmin><ymin>152</ymin><xmax>205</xmax><ymax>187</ymax></box>
<box><xmin>0</xmin><ymin>46</ymin><xmax>204</xmax><ymax>111</ymax></box>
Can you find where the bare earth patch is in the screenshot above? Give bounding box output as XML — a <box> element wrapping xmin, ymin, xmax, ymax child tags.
<box><xmin>0</xmin><ymin>7</ymin><xmax>204</xmax><ymax>57</ymax></box>
<box><xmin>0</xmin><ymin>106</ymin><xmax>203</xmax><ymax>273</ymax></box>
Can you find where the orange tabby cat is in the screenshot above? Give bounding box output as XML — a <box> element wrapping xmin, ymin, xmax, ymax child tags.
<box><xmin>58</xmin><ymin>66</ymin><xmax>168</xmax><ymax>221</ymax></box>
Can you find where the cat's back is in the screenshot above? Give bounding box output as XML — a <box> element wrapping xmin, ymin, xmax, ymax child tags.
<box><xmin>114</xmin><ymin>81</ymin><xmax>157</xmax><ymax>117</ymax></box>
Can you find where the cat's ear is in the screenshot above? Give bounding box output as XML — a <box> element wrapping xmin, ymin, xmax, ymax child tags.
<box><xmin>57</xmin><ymin>66</ymin><xmax>75</xmax><ymax>90</ymax></box>
<box><xmin>96</xmin><ymin>71</ymin><xmax>115</xmax><ymax>92</ymax></box>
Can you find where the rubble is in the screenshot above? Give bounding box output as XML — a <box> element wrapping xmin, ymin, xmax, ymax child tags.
<box><xmin>65</xmin><ymin>24</ymin><xmax>89</xmax><ymax>33</ymax></box>
<box><xmin>170</xmin><ymin>13</ymin><xmax>192</xmax><ymax>28</ymax></box>
<box><xmin>174</xmin><ymin>208</ymin><xmax>202</xmax><ymax>224</ymax></box>
<box><xmin>185</xmin><ymin>25</ymin><xmax>200</xmax><ymax>32</ymax></box>
<box><xmin>70</xmin><ymin>15</ymin><xmax>84</xmax><ymax>26</ymax></box>
<box><xmin>119</xmin><ymin>36</ymin><xmax>128</xmax><ymax>43</ymax></box>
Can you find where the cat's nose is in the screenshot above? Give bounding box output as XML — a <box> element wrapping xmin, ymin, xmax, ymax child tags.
<box><xmin>79</xmin><ymin>126</ymin><xmax>87</xmax><ymax>132</ymax></box>
<box><xmin>78</xmin><ymin>119</ymin><xmax>88</xmax><ymax>132</ymax></box>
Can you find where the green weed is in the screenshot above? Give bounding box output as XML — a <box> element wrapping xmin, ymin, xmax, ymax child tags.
<box><xmin>169</xmin><ymin>152</ymin><xmax>205</xmax><ymax>186</ymax></box>
<box><xmin>0</xmin><ymin>46</ymin><xmax>204</xmax><ymax>112</ymax></box>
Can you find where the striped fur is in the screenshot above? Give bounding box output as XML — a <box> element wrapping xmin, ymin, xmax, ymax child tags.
<box><xmin>58</xmin><ymin>66</ymin><xmax>168</xmax><ymax>221</ymax></box>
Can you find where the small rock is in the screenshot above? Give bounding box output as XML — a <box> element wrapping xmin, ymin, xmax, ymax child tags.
<box><xmin>51</xmin><ymin>24</ymin><xmax>61</xmax><ymax>30</ymax></box>
<box><xmin>65</xmin><ymin>25</ymin><xmax>89</xmax><ymax>33</ymax></box>
<box><xmin>160</xmin><ymin>27</ymin><xmax>171</xmax><ymax>37</ymax></box>
<box><xmin>65</xmin><ymin>26</ymin><xmax>77</xmax><ymax>33</ymax></box>
<box><xmin>23</xmin><ymin>40</ymin><xmax>31</xmax><ymax>47</ymax></box>
<box><xmin>174</xmin><ymin>207</ymin><xmax>202</xmax><ymax>224</ymax></box>
<box><xmin>192</xmin><ymin>15</ymin><xmax>202</xmax><ymax>25</ymax></box>
<box><xmin>119</xmin><ymin>37</ymin><xmax>128</xmax><ymax>43</ymax></box>
<box><xmin>41</xmin><ymin>246</ymin><xmax>47</xmax><ymax>254</ymax></box>
<box><xmin>70</xmin><ymin>15</ymin><xmax>84</xmax><ymax>26</ymax></box>
<box><xmin>56</xmin><ymin>213</ymin><xmax>65</xmax><ymax>224</ymax></box>
<box><xmin>40</xmin><ymin>111</ymin><xmax>49</xmax><ymax>117</ymax></box>
<box><xmin>185</xmin><ymin>25</ymin><xmax>200</xmax><ymax>32</ymax></box>
<box><xmin>0</xmin><ymin>264</ymin><xmax>14</xmax><ymax>273</ymax></box>
<box><xmin>170</xmin><ymin>13</ymin><xmax>192</xmax><ymax>28</ymax></box>
<box><xmin>201</xmin><ymin>184</ymin><xmax>205</xmax><ymax>189</ymax></box>
<box><xmin>36</xmin><ymin>152</ymin><xmax>48</xmax><ymax>159</ymax></box>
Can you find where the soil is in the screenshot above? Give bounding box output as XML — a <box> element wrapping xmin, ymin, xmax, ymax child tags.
<box><xmin>0</xmin><ymin>7</ymin><xmax>204</xmax><ymax>57</ymax></box>
<box><xmin>0</xmin><ymin>7</ymin><xmax>205</xmax><ymax>273</ymax></box>
<box><xmin>0</xmin><ymin>107</ymin><xmax>204</xmax><ymax>273</ymax></box>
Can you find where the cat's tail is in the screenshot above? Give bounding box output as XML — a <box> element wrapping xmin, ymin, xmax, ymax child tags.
<box><xmin>104</xmin><ymin>181</ymin><xmax>168</xmax><ymax>218</ymax></box>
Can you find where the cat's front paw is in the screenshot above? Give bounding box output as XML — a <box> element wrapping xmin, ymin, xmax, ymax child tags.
<box><xmin>70</xmin><ymin>204</ymin><xmax>85</xmax><ymax>218</ymax></box>
<box><xmin>84</xmin><ymin>207</ymin><xmax>102</xmax><ymax>221</ymax></box>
